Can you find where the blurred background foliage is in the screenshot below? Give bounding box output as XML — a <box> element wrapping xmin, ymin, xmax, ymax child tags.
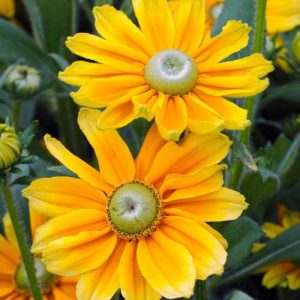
<box><xmin>0</xmin><ymin>0</ymin><xmax>300</xmax><ymax>299</ymax></box>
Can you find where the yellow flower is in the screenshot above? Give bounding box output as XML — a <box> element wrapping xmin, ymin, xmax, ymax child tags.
<box><xmin>253</xmin><ymin>205</ymin><xmax>300</xmax><ymax>290</ymax></box>
<box><xmin>0</xmin><ymin>206</ymin><xmax>77</xmax><ymax>299</ymax></box>
<box><xmin>0</xmin><ymin>0</ymin><xmax>15</xmax><ymax>19</ymax></box>
<box><xmin>23</xmin><ymin>108</ymin><xmax>247</xmax><ymax>300</ymax></box>
<box><xmin>59</xmin><ymin>0</ymin><xmax>273</xmax><ymax>141</ymax></box>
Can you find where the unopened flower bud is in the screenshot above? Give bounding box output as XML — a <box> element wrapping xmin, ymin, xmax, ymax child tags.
<box><xmin>0</xmin><ymin>124</ymin><xmax>20</xmax><ymax>171</ymax></box>
<box><xmin>3</xmin><ymin>65</ymin><xmax>41</xmax><ymax>98</ymax></box>
<box><xmin>292</xmin><ymin>32</ymin><xmax>300</xmax><ymax>64</ymax></box>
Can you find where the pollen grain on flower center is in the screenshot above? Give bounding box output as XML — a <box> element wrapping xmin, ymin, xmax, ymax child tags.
<box><xmin>144</xmin><ymin>49</ymin><xmax>198</xmax><ymax>96</ymax></box>
<box><xmin>106</xmin><ymin>181</ymin><xmax>163</xmax><ymax>240</ymax></box>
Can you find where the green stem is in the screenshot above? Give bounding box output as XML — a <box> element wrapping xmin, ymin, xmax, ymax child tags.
<box><xmin>12</xmin><ymin>100</ymin><xmax>21</xmax><ymax>129</ymax></box>
<box><xmin>0</xmin><ymin>179</ymin><xmax>42</xmax><ymax>300</ymax></box>
<box><xmin>194</xmin><ymin>280</ymin><xmax>207</xmax><ymax>300</ymax></box>
<box><xmin>228</xmin><ymin>0</ymin><xmax>267</xmax><ymax>189</ymax></box>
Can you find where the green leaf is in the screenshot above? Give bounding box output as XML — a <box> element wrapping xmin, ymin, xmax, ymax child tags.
<box><xmin>231</xmin><ymin>137</ymin><xmax>257</xmax><ymax>171</ymax></box>
<box><xmin>216</xmin><ymin>223</ymin><xmax>300</xmax><ymax>287</ymax></box>
<box><xmin>222</xmin><ymin>217</ymin><xmax>263</xmax><ymax>269</ymax></box>
<box><xmin>47</xmin><ymin>165</ymin><xmax>76</xmax><ymax>177</ymax></box>
<box><xmin>12</xmin><ymin>176</ymin><xmax>35</xmax><ymax>186</ymax></box>
<box><xmin>19</xmin><ymin>121</ymin><xmax>39</xmax><ymax>148</ymax></box>
<box><xmin>228</xmin><ymin>290</ymin><xmax>254</xmax><ymax>300</ymax></box>
<box><xmin>271</xmin><ymin>134</ymin><xmax>291</xmax><ymax>169</ymax></box>
<box><xmin>240</xmin><ymin>168</ymin><xmax>280</xmax><ymax>205</ymax></box>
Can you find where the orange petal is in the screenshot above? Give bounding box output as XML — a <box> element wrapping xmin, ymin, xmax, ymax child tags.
<box><xmin>44</xmin><ymin>134</ymin><xmax>111</xmax><ymax>192</ymax></box>
<box><xmin>23</xmin><ymin>177</ymin><xmax>106</xmax><ymax>217</ymax></box>
<box><xmin>132</xmin><ymin>0</ymin><xmax>175</xmax><ymax>50</ymax></box>
<box><xmin>0</xmin><ymin>235</ymin><xmax>19</xmax><ymax>275</ymax></box>
<box><xmin>78</xmin><ymin>108</ymin><xmax>135</xmax><ymax>186</ymax></box>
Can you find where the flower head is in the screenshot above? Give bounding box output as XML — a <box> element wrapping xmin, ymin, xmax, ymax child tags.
<box><xmin>23</xmin><ymin>108</ymin><xmax>248</xmax><ymax>299</ymax></box>
<box><xmin>59</xmin><ymin>0</ymin><xmax>273</xmax><ymax>141</ymax></box>
<box><xmin>0</xmin><ymin>206</ymin><xmax>77</xmax><ymax>299</ymax></box>
<box><xmin>253</xmin><ymin>205</ymin><xmax>300</xmax><ymax>290</ymax></box>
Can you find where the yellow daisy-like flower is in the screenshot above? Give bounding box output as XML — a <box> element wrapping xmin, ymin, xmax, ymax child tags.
<box><xmin>207</xmin><ymin>0</ymin><xmax>300</xmax><ymax>35</ymax></box>
<box><xmin>23</xmin><ymin>108</ymin><xmax>248</xmax><ymax>299</ymax></box>
<box><xmin>0</xmin><ymin>0</ymin><xmax>15</xmax><ymax>19</ymax></box>
<box><xmin>59</xmin><ymin>0</ymin><xmax>273</xmax><ymax>141</ymax></box>
<box><xmin>0</xmin><ymin>206</ymin><xmax>77</xmax><ymax>299</ymax></box>
<box><xmin>253</xmin><ymin>205</ymin><xmax>300</xmax><ymax>290</ymax></box>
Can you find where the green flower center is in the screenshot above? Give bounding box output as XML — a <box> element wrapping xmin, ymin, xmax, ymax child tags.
<box><xmin>144</xmin><ymin>49</ymin><xmax>198</xmax><ymax>96</ymax></box>
<box><xmin>107</xmin><ymin>181</ymin><xmax>163</xmax><ymax>240</ymax></box>
<box><xmin>14</xmin><ymin>258</ymin><xmax>55</xmax><ymax>294</ymax></box>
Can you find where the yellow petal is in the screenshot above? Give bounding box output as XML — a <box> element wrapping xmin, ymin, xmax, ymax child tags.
<box><xmin>0</xmin><ymin>235</ymin><xmax>19</xmax><ymax>274</ymax></box>
<box><xmin>0</xmin><ymin>277</ymin><xmax>16</xmax><ymax>298</ymax></box>
<box><xmin>192</xmin><ymin>90</ymin><xmax>250</xmax><ymax>130</ymax></box>
<box><xmin>71</xmin><ymin>76</ymin><xmax>148</xmax><ymax>108</ymax></box>
<box><xmin>155</xmin><ymin>96</ymin><xmax>188</xmax><ymax>141</ymax></box>
<box><xmin>135</xmin><ymin>123</ymin><xmax>167</xmax><ymax>180</ymax></box>
<box><xmin>78</xmin><ymin>108</ymin><xmax>135</xmax><ymax>186</ymax></box>
<box><xmin>162</xmin><ymin>215</ymin><xmax>227</xmax><ymax>279</ymax></box>
<box><xmin>44</xmin><ymin>134</ymin><xmax>111</xmax><ymax>192</ymax></box>
<box><xmin>161</xmin><ymin>165</ymin><xmax>226</xmax><ymax>201</ymax></box>
<box><xmin>287</xmin><ymin>267</ymin><xmax>300</xmax><ymax>290</ymax></box>
<box><xmin>119</xmin><ymin>241</ymin><xmax>161</xmax><ymax>300</ymax></box>
<box><xmin>32</xmin><ymin>209</ymin><xmax>108</xmax><ymax>254</ymax></box>
<box><xmin>173</xmin><ymin>0</ymin><xmax>205</xmax><ymax>53</ymax></box>
<box><xmin>77</xmin><ymin>240</ymin><xmax>126</xmax><ymax>300</ymax></box>
<box><xmin>66</xmin><ymin>33</ymin><xmax>147</xmax><ymax>71</ymax></box>
<box><xmin>132</xmin><ymin>0</ymin><xmax>175</xmax><ymax>50</ymax></box>
<box><xmin>193</xmin><ymin>20</ymin><xmax>251</xmax><ymax>64</ymax></box>
<box><xmin>98</xmin><ymin>101</ymin><xmax>136</xmax><ymax>130</ymax></box>
<box><xmin>42</xmin><ymin>229</ymin><xmax>116</xmax><ymax>276</ymax></box>
<box><xmin>23</xmin><ymin>177</ymin><xmax>106</xmax><ymax>217</ymax></box>
<box><xmin>93</xmin><ymin>5</ymin><xmax>155</xmax><ymax>57</ymax></box>
<box><xmin>0</xmin><ymin>0</ymin><xmax>15</xmax><ymax>18</ymax></box>
<box><xmin>262</xmin><ymin>222</ymin><xmax>284</xmax><ymax>239</ymax></box>
<box><xmin>137</xmin><ymin>231</ymin><xmax>196</xmax><ymax>298</ymax></box>
<box><xmin>165</xmin><ymin>187</ymin><xmax>248</xmax><ymax>222</ymax></box>
<box><xmin>145</xmin><ymin>133</ymin><xmax>231</xmax><ymax>187</ymax></box>
<box><xmin>183</xmin><ymin>93</ymin><xmax>224</xmax><ymax>134</ymax></box>
<box><xmin>52</xmin><ymin>286</ymin><xmax>76</xmax><ymax>300</ymax></box>
<box><xmin>58</xmin><ymin>61</ymin><xmax>125</xmax><ymax>86</ymax></box>
<box><xmin>29</xmin><ymin>205</ymin><xmax>48</xmax><ymax>238</ymax></box>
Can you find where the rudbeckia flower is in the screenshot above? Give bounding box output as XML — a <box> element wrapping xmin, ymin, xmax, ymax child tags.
<box><xmin>0</xmin><ymin>206</ymin><xmax>77</xmax><ymax>299</ymax></box>
<box><xmin>23</xmin><ymin>108</ymin><xmax>248</xmax><ymax>299</ymax></box>
<box><xmin>0</xmin><ymin>0</ymin><xmax>15</xmax><ymax>19</ymax></box>
<box><xmin>253</xmin><ymin>205</ymin><xmax>300</xmax><ymax>290</ymax></box>
<box><xmin>59</xmin><ymin>0</ymin><xmax>273</xmax><ymax>141</ymax></box>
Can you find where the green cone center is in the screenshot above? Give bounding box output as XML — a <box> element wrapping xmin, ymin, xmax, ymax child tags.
<box><xmin>14</xmin><ymin>257</ymin><xmax>55</xmax><ymax>294</ymax></box>
<box><xmin>107</xmin><ymin>182</ymin><xmax>162</xmax><ymax>240</ymax></box>
<box><xmin>144</xmin><ymin>49</ymin><xmax>198</xmax><ymax>96</ymax></box>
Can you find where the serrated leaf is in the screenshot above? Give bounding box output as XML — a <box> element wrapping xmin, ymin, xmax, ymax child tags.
<box><xmin>222</xmin><ymin>217</ymin><xmax>264</xmax><ymax>269</ymax></box>
<box><xmin>18</xmin><ymin>155</ymin><xmax>39</xmax><ymax>164</ymax></box>
<box><xmin>216</xmin><ymin>223</ymin><xmax>300</xmax><ymax>287</ymax></box>
<box><xmin>19</xmin><ymin>121</ymin><xmax>39</xmax><ymax>148</ymax></box>
<box><xmin>231</xmin><ymin>137</ymin><xmax>258</xmax><ymax>171</ymax></box>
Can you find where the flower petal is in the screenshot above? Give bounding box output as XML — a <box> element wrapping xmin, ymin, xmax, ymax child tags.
<box><xmin>155</xmin><ymin>96</ymin><xmax>188</xmax><ymax>141</ymax></box>
<box><xmin>132</xmin><ymin>0</ymin><xmax>175</xmax><ymax>50</ymax></box>
<box><xmin>44</xmin><ymin>134</ymin><xmax>111</xmax><ymax>192</ymax></box>
<box><xmin>93</xmin><ymin>5</ymin><xmax>155</xmax><ymax>57</ymax></box>
<box><xmin>137</xmin><ymin>231</ymin><xmax>196</xmax><ymax>298</ymax></box>
<box><xmin>192</xmin><ymin>90</ymin><xmax>250</xmax><ymax>130</ymax></box>
<box><xmin>0</xmin><ymin>277</ymin><xmax>15</xmax><ymax>298</ymax></box>
<box><xmin>193</xmin><ymin>20</ymin><xmax>250</xmax><ymax>64</ymax></box>
<box><xmin>98</xmin><ymin>101</ymin><xmax>136</xmax><ymax>130</ymax></box>
<box><xmin>162</xmin><ymin>215</ymin><xmax>227</xmax><ymax>279</ymax></box>
<box><xmin>145</xmin><ymin>133</ymin><xmax>231</xmax><ymax>187</ymax></box>
<box><xmin>58</xmin><ymin>61</ymin><xmax>126</xmax><ymax>86</ymax></box>
<box><xmin>0</xmin><ymin>235</ymin><xmax>19</xmax><ymax>275</ymax></box>
<box><xmin>173</xmin><ymin>0</ymin><xmax>205</xmax><ymax>53</ymax></box>
<box><xmin>78</xmin><ymin>108</ymin><xmax>135</xmax><ymax>186</ymax></box>
<box><xmin>23</xmin><ymin>177</ymin><xmax>106</xmax><ymax>217</ymax></box>
<box><xmin>52</xmin><ymin>287</ymin><xmax>76</xmax><ymax>300</ymax></box>
<box><xmin>66</xmin><ymin>33</ymin><xmax>147</xmax><ymax>71</ymax></box>
<box><xmin>32</xmin><ymin>209</ymin><xmax>108</xmax><ymax>253</ymax></box>
<box><xmin>161</xmin><ymin>165</ymin><xmax>226</xmax><ymax>201</ymax></box>
<box><xmin>77</xmin><ymin>239</ymin><xmax>126</xmax><ymax>300</ymax></box>
<box><xmin>42</xmin><ymin>229</ymin><xmax>116</xmax><ymax>276</ymax></box>
<box><xmin>165</xmin><ymin>187</ymin><xmax>248</xmax><ymax>222</ymax></box>
<box><xmin>119</xmin><ymin>241</ymin><xmax>160</xmax><ymax>300</ymax></box>
<box><xmin>135</xmin><ymin>123</ymin><xmax>167</xmax><ymax>180</ymax></box>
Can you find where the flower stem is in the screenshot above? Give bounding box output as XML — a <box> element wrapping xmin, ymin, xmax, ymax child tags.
<box><xmin>0</xmin><ymin>178</ymin><xmax>42</xmax><ymax>300</ymax></box>
<box><xmin>228</xmin><ymin>0</ymin><xmax>267</xmax><ymax>189</ymax></box>
<box><xmin>194</xmin><ymin>280</ymin><xmax>207</xmax><ymax>300</ymax></box>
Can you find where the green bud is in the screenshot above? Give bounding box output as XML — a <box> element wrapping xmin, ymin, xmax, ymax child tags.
<box><xmin>0</xmin><ymin>124</ymin><xmax>20</xmax><ymax>171</ymax></box>
<box><xmin>292</xmin><ymin>32</ymin><xmax>300</xmax><ymax>65</ymax></box>
<box><xmin>3</xmin><ymin>65</ymin><xmax>41</xmax><ymax>98</ymax></box>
